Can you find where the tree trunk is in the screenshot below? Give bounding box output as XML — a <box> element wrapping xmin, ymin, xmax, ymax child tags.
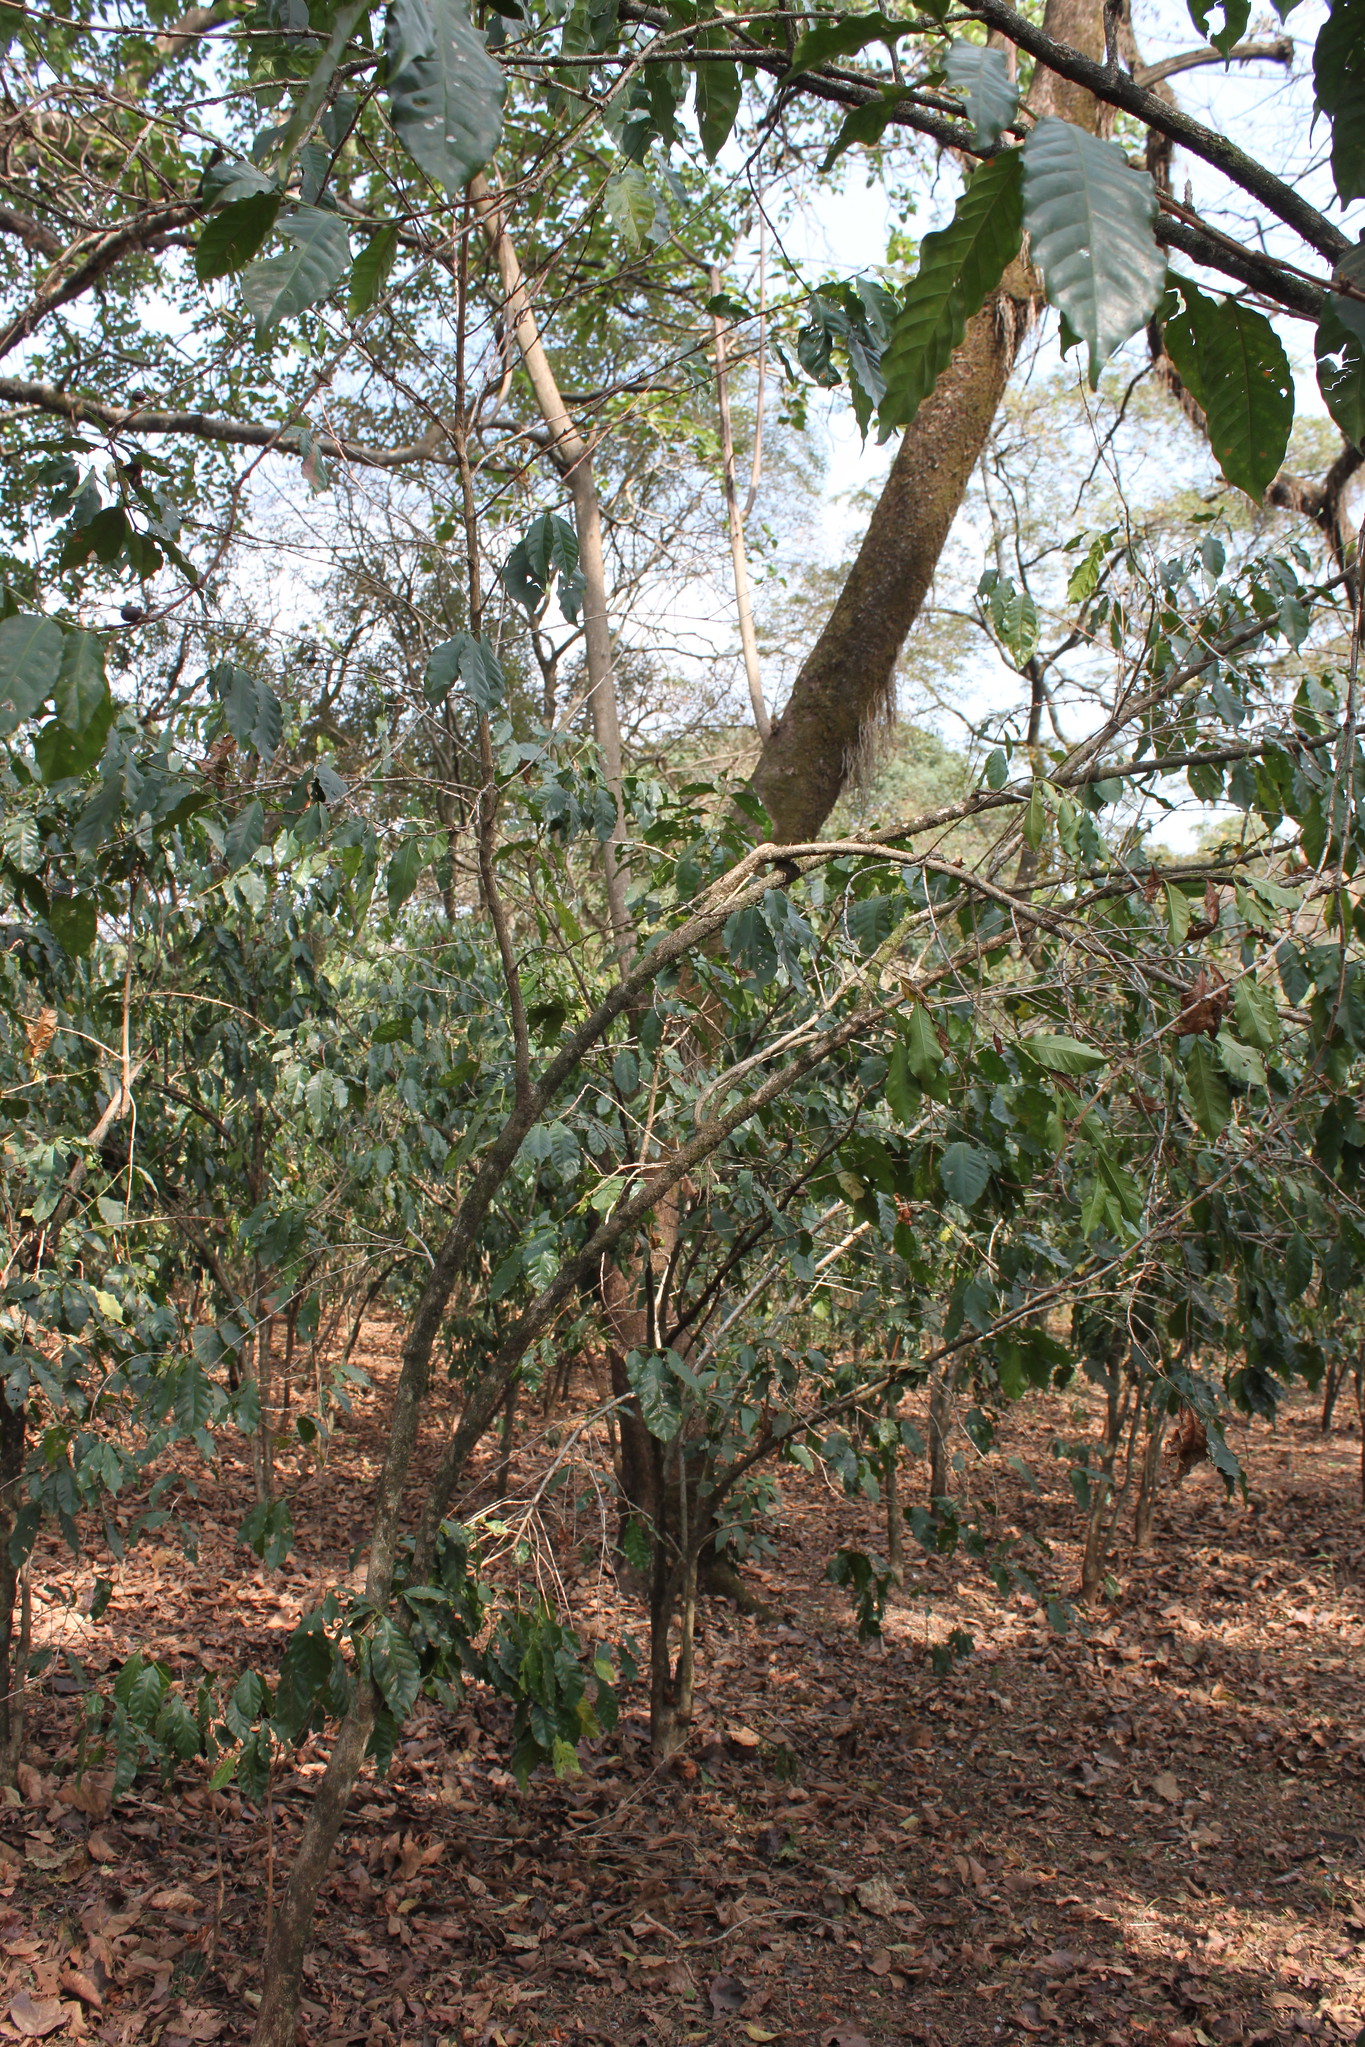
<box><xmin>749</xmin><ymin>293</ymin><xmax>1028</xmax><ymax>844</ymax></box>
<box><xmin>1321</xmin><ymin>1357</ymin><xmax>1347</xmax><ymax>1433</ymax></box>
<box><xmin>493</xmin><ymin>1376</ymin><xmax>516</xmax><ymax>1497</ymax></box>
<box><xmin>0</xmin><ymin>1389</ymin><xmax>28</xmax><ymax>1787</ymax></box>
<box><xmin>1132</xmin><ymin>1406</ymin><xmax>1169</xmax><ymax>1553</ymax></box>
<box><xmin>928</xmin><ymin>1367</ymin><xmax>950</xmax><ymax>1501</ymax></box>
<box><xmin>885</xmin><ymin>1434</ymin><xmax>904</xmax><ymax>1583</ymax></box>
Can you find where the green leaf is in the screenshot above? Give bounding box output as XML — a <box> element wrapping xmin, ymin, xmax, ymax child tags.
<box><xmin>1021</xmin><ymin>117</ymin><xmax>1165</xmax><ymax>386</ymax></box>
<box><xmin>195</xmin><ymin>190</ymin><xmax>281</xmax><ymax>281</ymax></box>
<box><xmin>944</xmin><ymin>40</ymin><xmax>1019</xmax><ymax>147</ymax></box>
<box><xmin>0</xmin><ymin>614</ymin><xmax>63</xmax><ymax>726</ymax></box>
<box><xmin>385</xmin><ymin>0</ymin><xmax>505</xmax><ymax>195</ymax></box>
<box><xmin>1162</xmin><ymin>282</ymin><xmax>1293</xmax><ymax>500</ymax></box>
<box><xmin>695</xmin><ymin>58</ymin><xmax>741</xmax><ymax>161</ymax></box>
<box><xmin>48</xmin><ymin>894</ymin><xmax>97</xmax><ymax>956</ymax></box>
<box><xmin>784</xmin><ymin>8</ymin><xmax>909</xmax><ymax>77</ymax></box>
<box><xmin>1283</xmin><ymin>1229</ymin><xmax>1314</xmax><ymax>1301</ymax></box>
<box><xmin>502</xmin><ymin>512</ymin><xmax>585</xmax><ymax>624</ymax></box>
<box><xmin>1232</xmin><ymin>976</ymin><xmax>1280</xmax><ymax>1051</ymax></box>
<box><xmin>1186</xmin><ymin>0</ymin><xmax>1250</xmax><ymax>56</ymax></box>
<box><xmin>1024</xmin><ymin>1031</ymin><xmax>1105</xmax><ymax>1075</ymax></box>
<box><xmin>387</xmin><ymin>834</ymin><xmax>427</xmax><ymax>913</ymax></box>
<box><xmin>984</xmin><ymin>747</ymin><xmax>1008</xmax><ymax>790</ymax></box>
<box><xmin>53</xmin><ymin>629</ymin><xmax>108</xmax><ymax>735</ymax></box>
<box><xmin>1215</xmin><ymin>1026</ymin><xmax>1265</xmax><ymax>1090</ymax></box>
<box><xmin>939</xmin><ymin>1140</ymin><xmax>991</xmax><ymax>1207</ymax></box>
<box><xmin>348</xmin><ymin>223</ymin><xmax>399</xmax><ymax>316</ymax></box>
<box><xmin>879</xmin><ymin>150</ymin><xmax>1023</xmax><ymax>431</ymax></box>
<box><xmin>624</xmin><ymin>1348</ymin><xmax>684</xmax><ymax>1441</ymax></box>
<box><xmin>424</xmin><ymin>631</ymin><xmax>504</xmax><ymax>711</ymax></box>
<box><xmin>886</xmin><ymin>1040</ymin><xmax>917</xmax><ymax>1123</ymax></box>
<box><xmin>241</xmin><ymin>207</ymin><xmax>350</xmax><ymax>333</ymax></box>
<box><xmin>1316</xmin><ymin>294</ymin><xmax>1365</xmax><ymax>450</ymax></box>
<box><xmin>903</xmin><ymin>1002</ymin><xmax>944</xmax><ymax>1084</ymax></box>
<box><xmin>605</xmin><ymin>162</ymin><xmax>660</xmax><ymax>252</ymax></box>
<box><xmin>1164</xmin><ymin>880</ymin><xmax>1192</xmax><ymax>944</ymax></box>
<box><xmin>1022</xmin><ymin>779</ymin><xmax>1047</xmax><ymax>849</ymax></box>
<box><xmin>370</xmin><ymin>1615</ymin><xmax>422</xmax><ymax>1719</ymax></box>
<box><xmin>821</xmin><ymin>92</ymin><xmax>906</xmax><ymax>171</ymax></box>
<box><xmin>1184</xmin><ymin>1036</ymin><xmax>1230</xmax><ymax>1137</ymax></box>
<box><xmin>225</xmin><ymin>799</ymin><xmax>265</xmax><ymax>870</ymax></box>
<box><xmin>1313</xmin><ymin>0</ymin><xmax>1365</xmax><ymax>204</ymax></box>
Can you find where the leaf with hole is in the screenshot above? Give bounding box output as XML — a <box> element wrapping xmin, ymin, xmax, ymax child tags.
<box><xmin>241</xmin><ymin>207</ymin><xmax>350</xmax><ymax>332</ymax></box>
<box><xmin>879</xmin><ymin>150</ymin><xmax>1023</xmax><ymax>430</ymax></box>
<box><xmin>1316</xmin><ymin>293</ymin><xmax>1365</xmax><ymax>450</ymax></box>
<box><xmin>385</xmin><ymin>0</ymin><xmax>504</xmax><ymax>194</ymax></box>
<box><xmin>1186</xmin><ymin>0</ymin><xmax>1250</xmax><ymax>55</ymax></box>
<box><xmin>944</xmin><ymin>39</ymin><xmax>1018</xmax><ymax>147</ymax></box>
<box><xmin>1021</xmin><ymin>118</ymin><xmax>1165</xmax><ymax>386</ymax></box>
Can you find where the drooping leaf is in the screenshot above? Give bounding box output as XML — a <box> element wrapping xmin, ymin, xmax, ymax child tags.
<box><xmin>384</xmin><ymin>0</ymin><xmax>505</xmax><ymax>195</ymax></box>
<box><xmin>605</xmin><ymin>162</ymin><xmax>660</xmax><ymax>252</ymax></box>
<box><xmin>1184</xmin><ymin>1036</ymin><xmax>1230</xmax><ymax>1137</ymax></box>
<box><xmin>502</xmin><ymin>512</ymin><xmax>585</xmax><ymax>623</ymax></box>
<box><xmin>241</xmin><ymin>207</ymin><xmax>350</xmax><ymax>332</ymax></box>
<box><xmin>784</xmin><ymin>8</ymin><xmax>910</xmax><ymax>78</ymax></box>
<box><xmin>1186</xmin><ymin>0</ymin><xmax>1250</xmax><ymax>56</ymax></box>
<box><xmin>53</xmin><ymin>629</ymin><xmax>107</xmax><ymax>735</ymax></box>
<box><xmin>386</xmin><ymin>835</ymin><xmax>427</xmax><ymax>913</ymax></box>
<box><xmin>879</xmin><ymin>150</ymin><xmax>1023</xmax><ymax>430</ymax></box>
<box><xmin>348</xmin><ymin>223</ymin><xmax>400</xmax><ymax>316</ymax></box>
<box><xmin>903</xmin><ymin>1003</ymin><xmax>944</xmax><ymax>1084</ymax></box>
<box><xmin>1021</xmin><ymin>117</ymin><xmax>1165</xmax><ymax>386</ymax></box>
<box><xmin>225</xmin><ymin>799</ymin><xmax>265</xmax><ymax>870</ymax></box>
<box><xmin>695</xmin><ymin>57</ymin><xmax>741</xmax><ymax>161</ymax></box>
<box><xmin>423</xmin><ymin>631</ymin><xmax>505</xmax><ymax>711</ymax></box>
<box><xmin>1023</xmin><ymin>1031</ymin><xmax>1106</xmax><ymax>1075</ymax></box>
<box><xmin>820</xmin><ymin>91</ymin><xmax>907</xmax><ymax>171</ymax></box>
<box><xmin>1162</xmin><ymin>281</ymin><xmax>1293</xmax><ymax>499</ymax></box>
<box><xmin>939</xmin><ymin>1140</ymin><xmax>992</xmax><ymax>1207</ymax></box>
<box><xmin>201</xmin><ymin>157</ymin><xmax>276</xmax><ymax>208</ymax></box>
<box><xmin>195</xmin><ymin>190</ymin><xmax>281</xmax><ymax>281</ymax></box>
<box><xmin>1313</xmin><ymin>0</ymin><xmax>1365</xmax><ymax>204</ymax></box>
<box><xmin>47</xmin><ymin>894</ymin><xmax>97</xmax><ymax>957</ymax></box>
<box><xmin>369</xmin><ymin>1615</ymin><xmax>422</xmax><ymax>1719</ymax></box>
<box><xmin>1316</xmin><ymin>293</ymin><xmax>1365</xmax><ymax>449</ymax></box>
<box><xmin>0</xmin><ymin>614</ymin><xmax>63</xmax><ymax>727</ymax></box>
<box><xmin>944</xmin><ymin>40</ymin><xmax>1019</xmax><ymax>147</ymax></box>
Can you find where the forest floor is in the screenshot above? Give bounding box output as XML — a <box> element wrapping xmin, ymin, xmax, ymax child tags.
<box><xmin>5</xmin><ymin>1319</ymin><xmax>1365</xmax><ymax>2047</ymax></box>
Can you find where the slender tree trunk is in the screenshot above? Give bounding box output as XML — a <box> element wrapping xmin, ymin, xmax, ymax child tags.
<box><xmin>710</xmin><ymin>264</ymin><xmax>770</xmax><ymax>742</ymax></box>
<box><xmin>1132</xmin><ymin>1405</ymin><xmax>1169</xmax><ymax>1553</ymax></box>
<box><xmin>0</xmin><ymin>1390</ymin><xmax>27</xmax><ymax>1787</ymax></box>
<box><xmin>928</xmin><ymin>1368</ymin><xmax>950</xmax><ymax>1501</ymax></box>
<box><xmin>493</xmin><ymin>1376</ymin><xmax>516</xmax><ymax>1497</ymax></box>
<box><xmin>471</xmin><ymin>172</ymin><xmax>631</xmax><ymax>954</ymax></box>
<box><xmin>1321</xmin><ymin>1357</ymin><xmax>1347</xmax><ymax>1433</ymax></box>
<box><xmin>885</xmin><ymin>1435</ymin><xmax>904</xmax><ymax>1583</ymax></box>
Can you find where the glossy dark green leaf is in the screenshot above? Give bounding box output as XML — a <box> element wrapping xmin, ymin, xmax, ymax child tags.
<box><xmin>1184</xmin><ymin>1036</ymin><xmax>1230</xmax><ymax>1137</ymax></box>
<box><xmin>879</xmin><ymin>150</ymin><xmax>1023</xmax><ymax>430</ymax></box>
<box><xmin>225</xmin><ymin>799</ymin><xmax>265</xmax><ymax>870</ymax></box>
<box><xmin>47</xmin><ymin>894</ymin><xmax>97</xmax><ymax>957</ymax></box>
<box><xmin>54</xmin><ymin>630</ymin><xmax>107</xmax><ymax>735</ymax></box>
<box><xmin>195</xmin><ymin>190</ymin><xmax>281</xmax><ymax>282</ymax></box>
<box><xmin>784</xmin><ymin>8</ymin><xmax>910</xmax><ymax>78</ymax></box>
<box><xmin>695</xmin><ymin>58</ymin><xmax>741</xmax><ymax>161</ymax></box>
<box><xmin>1316</xmin><ymin>293</ymin><xmax>1365</xmax><ymax>449</ymax></box>
<box><xmin>939</xmin><ymin>1140</ymin><xmax>991</xmax><ymax>1207</ymax></box>
<box><xmin>820</xmin><ymin>92</ymin><xmax>906</xmax><ymax>171</ymax></box>
<box><xmin>0</xmin><ymin>613</ymin><xmax>63</xmax><ymax>727</ymax></box>
<box><xmin>1162</xmin><ymin>281</ymin><xmax>1293</xmax><ymax>499</ymax></box>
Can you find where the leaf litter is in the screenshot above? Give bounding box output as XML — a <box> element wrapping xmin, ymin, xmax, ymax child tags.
<box><xmin>2</xmin><ymin>1314</ymin><xmax>1364</xmax><ymax>2047</ymax></box>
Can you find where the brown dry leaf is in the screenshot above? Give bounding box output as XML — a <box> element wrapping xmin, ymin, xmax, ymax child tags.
<box><xmin>84</xmin><ymin>1832</ymin><xmax>116</xmax><ymax>1864</ymax></box>
<box><xmin>58</xmin><ymin>1972</ymin><xmax>102</xmax><ymax>2013</ymax></box>
<box><xmin>8</xmin><ymin>1992</ymin><xmax>67</xmax><ymax>2040</ymax></box>
<box><xmin>151</xmin><ymin>1887</ymin><xmax>198</xmax><ymax>1912</ymax></box>
<box><xmin>1152</xmin><ymin>1771</ymin><xmax>1180</xmax><ymax>1804</ymax></box>
<box><xmin>23</xmin><ymin>1009</ymin><xmax>57</xmax><ymax>1062</ymax></box>
<box><xmin>728</xmin><ymin>1727</ymin><xmax>761</xmax><ymax>1751</ymax></box>
<box><xmin>866</xmin><ymin>1949</ymin><xmax>892</xmax><ymax>1978</ymax></box>
<box><xmin>821</xmin><ymin>2028</ymin><xmax>871</xmax><ymax>2047</ymax></box>
<box><xmin>708</xmin><ymin>1973</ymin><xmax>748</xmax><ymax>2016</ymax></box>
<box><xmin>58</xmin><ymin>1774</ymin><xmax>112</xmax><ymax>1821</ymax></box>
<box><xmin>854</xmin><ymin>1876</ymin><xmax>904</xmax><ymax>1918</ymax></box>
<box><xmin>175</xmin><ymin>2009</ymin><xmax>226</xmax><ymax>2041</ymax></box>
<box><xmin>15</xmin><ymin>1762</ymin><xmax>46</xmax><ymax>1804</ymax></box>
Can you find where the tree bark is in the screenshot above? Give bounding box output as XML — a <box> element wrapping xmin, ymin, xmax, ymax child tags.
<box><xmin>0</xmin><ymin>1390</ymin><xmax>27</xmax><ymax>1788</ymax></box>
<box><xmin>750</xmin><ymin>295</ymin><xmax>1028</xmax><ymax>843</ymax></box>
